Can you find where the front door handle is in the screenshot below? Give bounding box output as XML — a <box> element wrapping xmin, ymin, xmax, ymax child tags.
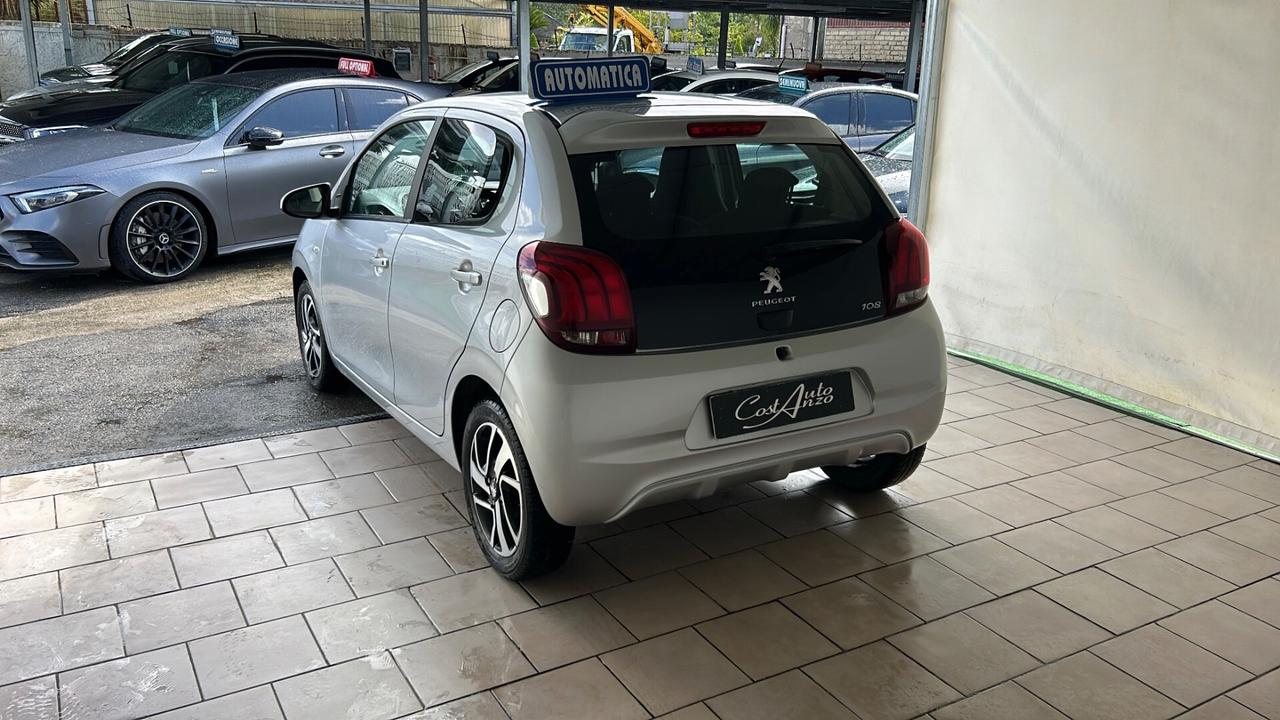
<box><xmin>319</xmin><ymin>145</ymin><xmax>346</xmax><ymax>158</ymax></box>
<box><xmin>450</xmin><ymin>268</ymin><xmax>482</xmax><ymax>286</ymax></box>
<box><xmin>371</xmin><ymin>254</ymin><xmax>390</xmax><ymax>269</ymax></box>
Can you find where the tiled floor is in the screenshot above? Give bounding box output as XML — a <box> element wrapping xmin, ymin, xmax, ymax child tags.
<box><xmin>2</xmin><ymin>360</ymin><xmax>1279</xmax><ymax>720</ymax></box>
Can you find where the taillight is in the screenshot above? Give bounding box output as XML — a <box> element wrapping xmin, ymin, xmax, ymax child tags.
<box><xmin>517</xmin><ymin>241</ymin><xmax>636</xmax><ymax>354</ymax></box>
<box><xmin>687</xmin><ymin>121</ymin><xmax>766</xmax><ymax>138</ymax></box>
<box><xmin>884</xmin><ymin>219</ymin><xmax>930</xmax><ymax>314</ymax></box>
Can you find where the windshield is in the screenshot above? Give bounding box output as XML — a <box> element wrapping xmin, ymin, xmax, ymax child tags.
<box><xmin>117</xmin><ymin>51</ymin><xmax>231</xmax><ymax>93</ymax></box>
<box><xmin>560</xmin><ymin>32</ymin><xmax>608</xmax><ymax>51</ymax></box>
<box><xmin>102</xmin><ymin>34</ymin><xmax>157</xmax><ymax>65</ymax></box>
<box><xmin>738</xmin><ymin>84</ymin><xmax>802</xmax><ymax>105</ymax></box>
<box><xmin>650</xmin><ymin>73</ymin><xmax>693</xmax><ymax>91</ymax></box>
<box><xmin>874</xmin><ymin>125</ymin><xmax>915</xmax><ymax>161</ymax></box>
<box><xmin>114</xmin><ymin>82</ymin><xmax>260</xmax><ymax>140</ymax></box>
<box><xmin>440</xmin><ymin>59</ymin><xmax>496</xmax><ymax>85</ymax></box>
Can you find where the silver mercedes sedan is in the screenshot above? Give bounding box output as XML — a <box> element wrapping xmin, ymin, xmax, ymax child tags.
<box><xmin>0</xmin><ymin>69</ymin><xmax>431</xmax><ymax>282</ymax></box>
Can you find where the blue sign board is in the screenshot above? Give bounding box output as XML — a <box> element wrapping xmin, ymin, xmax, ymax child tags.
<box><xmin>530</xmin><ymin>57</ymin><xmax>650</xmax><ymax>103</ymax></box>
<box><xmin>210</xmin><ymin>28</ymin><xmax>240</xmax><ymax>52</ymax></box>
<box><xmin>687</xmin><ymin>56</ymin><xmax>704</xmax><ymax>75</ymax></box>
<box><xmin>778</xmin><ymin>75</ymin><xmax>809</xmax><ymax>95</ymax></box>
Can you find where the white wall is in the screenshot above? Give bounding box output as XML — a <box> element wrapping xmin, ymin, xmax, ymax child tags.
<box><xmin>923</xmin><ymin>0</ymin><xmax>1279</xmax><ymax>452</ymax></box>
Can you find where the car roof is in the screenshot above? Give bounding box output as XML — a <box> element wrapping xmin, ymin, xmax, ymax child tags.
<box><xmin>685</xmin><ymin>70</ymin><xmax>780</xmax><ymax>85</ymax></box>
<box><xmin>158</xmin><ymin>36</ymin><xmax>339</xmax><ymax>56</ymax></box>
<box><xmin>193</xmin><ymin>68</ymin><xmax>424</xmax><ymax>94</ymax></box>
<box><xmin>801</xmin><ymin>84</ymin><xmax>917</xmax><ymax>101</ymax></box>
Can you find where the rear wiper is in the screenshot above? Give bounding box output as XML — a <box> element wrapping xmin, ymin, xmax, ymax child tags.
<box><xmin>765</xmin><ymin>238</ymin><xmax>865</xmax><ymax>255</ymax></box>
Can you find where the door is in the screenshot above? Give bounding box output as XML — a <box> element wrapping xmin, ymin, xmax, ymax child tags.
<box><xmin>390</xmin><ymin>114</ymin><xmax>520</xmax><ymax>433</ymax></box>
<box><xmin>857</xmin><ymin>92</ymin><xmax>917</xmax><ymax>151</ymax></box>
<box><xmin>223</xmin><ymin>88</ymin><xmax>353</xmax><ymax>246</ymax></box>
<box><xmin>799</xmin><ymin>92</ymin><xmax>855</xmax><ymax>146</ymax></box>
<box><xmin>320</xmin><ymin>118</ymin><xmax>437</xmax><ymax>398</ymax></box>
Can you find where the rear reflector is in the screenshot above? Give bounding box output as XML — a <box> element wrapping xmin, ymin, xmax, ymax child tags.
<box><xmin>884</xmin><ymin>219</ymin><xmax>930</xmax><ymax>314</ymax></box>
<box><xmin>687</xmin><ymin>121</ymin><xmax>766</xmax><ymax>138</ymax></box>
<box><xmin>518</xmin><ymin>242</ymin><xmax>636</xmax><ymax>354</ymax></box>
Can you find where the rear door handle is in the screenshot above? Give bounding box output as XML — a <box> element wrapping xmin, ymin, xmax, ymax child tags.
<box><xmin>371</xmin><ymin>255</ymin><xmax>390</xmax><ymax>269</ymax></box>
<box><xmin>319</xmin><ymin>145</ymin><xmax>346</xmax><ymax>158</ymax></box>
<box><xmin>450</xmin><ymin>268</ymin><xmax>482</xmax><ymax>286</ymax></box>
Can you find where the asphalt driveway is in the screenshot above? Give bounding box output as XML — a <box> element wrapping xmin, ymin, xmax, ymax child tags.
<box><xmin>0</xmin><ymin>249</ymin><xmax>380</xmax><ymax>475</ymax></box>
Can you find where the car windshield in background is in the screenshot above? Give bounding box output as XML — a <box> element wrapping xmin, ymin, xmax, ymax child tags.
<box><xmin>102</xmin><ymin>34</ymin><xmax>156</xmax><ymax>65</ymax></box>
<box><xmin>117</xmin><ymin>51</ymin><xmax>232</xmax><ymax>93</ymax></box>
<box><xmin>440</xmin><ymin>60</ymin><xmax>501</xmax><ymax>85</ymax></box>
<box><xmin>560</xmin><ymin>32</ymin><xmax>608</xmax><ymax>51</ymax></box>
<box><xmin>738</xmin><ymin>84</ymin><xmax>802</xmax><ymax>105</ymax></box>
<box><xmin>875</xmin><ymin>125</ymin><xmax>915</xmax><ymax>161</ymax></box>
<box><xmin>113</xmin><ymin>83</ymin><xmax>260</xmax><ymax>140</ymax></box>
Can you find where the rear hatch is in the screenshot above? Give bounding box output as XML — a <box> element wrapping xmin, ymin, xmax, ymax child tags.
<box><xmin>568</xmin><ymin>133</ymin><xmax>897</xmax><ymax>351</ymax></box>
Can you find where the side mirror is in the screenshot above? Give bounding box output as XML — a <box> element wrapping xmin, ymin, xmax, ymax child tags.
<box><xmin>244</xmin><ymin>126</ymin><xmax>284</xmax><ymax>149</ymax></box>
<box><xmin>281</xmin><ymin>183</ymin><xmax>332</xmax><ymax>219</ymax></box>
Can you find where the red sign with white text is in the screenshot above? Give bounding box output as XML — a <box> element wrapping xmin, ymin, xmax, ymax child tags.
<box><xmin>337</xmin><ymin>57</ymin><xmax>376</xmax><ymax>77</ymax></box>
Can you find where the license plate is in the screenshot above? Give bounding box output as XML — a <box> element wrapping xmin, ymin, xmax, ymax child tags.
<box><xmin>708</xmin><ymin>371</ymin><xmax>856</xmax><ymax>439</ymax></box>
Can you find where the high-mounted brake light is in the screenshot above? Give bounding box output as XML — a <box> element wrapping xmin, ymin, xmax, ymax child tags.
<box><xmin>883</xmin><ymin>219</ymin><xmax>930</xmax><ymax>314</ymax></box>
<box><xmin>687</xmin><ymin>121</ymin><xmax>766</xmax><ymax>138</ymax></box>
<box><xmin>518</xmin><ymin>242</ymin><xmax>636</xmax><ymax>354</ymax></box>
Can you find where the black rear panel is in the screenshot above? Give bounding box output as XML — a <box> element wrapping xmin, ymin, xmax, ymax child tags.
<box><xmin>570</xmin><ymin>142</ymin><xmax>895</xmax><ymax>351</ymax></box>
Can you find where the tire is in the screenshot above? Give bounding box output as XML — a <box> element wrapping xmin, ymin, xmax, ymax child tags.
<box><xmin>108</xmin><ymin>191</ymin><xmax>209</xmax><ymax>283</ymax></box>
<box><xmin>821</xmin><ymin>445</ymin><xmax>928</xmax><ymax>492</ymax></box>
<box><xmin>294</xmin><ymin>280</ymin><xmax>344</xmax><ymax>392</ymax></box>
<box><xmin>463</xmin><ymin>399</ymin><xmax>574</xmax><ymax>580</ymax></box>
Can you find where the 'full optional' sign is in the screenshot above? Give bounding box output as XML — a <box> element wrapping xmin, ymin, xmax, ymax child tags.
<box><xmin>530</xmin><ymin>57</ymin><xmax>651</xmax><ymax>102</ymax></box>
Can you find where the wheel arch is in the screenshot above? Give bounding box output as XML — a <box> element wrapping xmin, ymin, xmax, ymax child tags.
<box><xmin>450</xmin><ymin>374</ymin><xmax>501</xmax><ymax>464</ymax></box>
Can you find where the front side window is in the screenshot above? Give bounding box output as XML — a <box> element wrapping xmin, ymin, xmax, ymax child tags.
<box><xmin>345</xmin><ymin>89</ymin><xmax>410</xmax><ymax>131</ymax></box>
<box><xmin>118</xmin><ymin>51</ymin><xmax>230</xmax><ymax>93</ymax></box>
<box><xmin>114</xmin><ymin>82</ymin><xmax>261</xmax><ymax>140</ymax></box>
<box><xmin>244</xmin><ymin>89</ymin><xmax>339</xmax><ymax>139</ymax></box>
<box><xmin>343</xmin><ymin>120</ymin><xmax>434</xmax><ymax>218</ymax></box>
<box><xmin>414</xmin><ymin>119</ymin><xmax>513</xmax><ymax>225</ymax></box>
<box><xmin>862</xmin><ymin>94</ymin><xmax>915</xmax><ymax>135</ymax></box>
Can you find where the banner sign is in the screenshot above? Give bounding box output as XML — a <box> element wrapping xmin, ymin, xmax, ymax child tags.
<box><xmin>210</xmin><ymin>28</ymin><xmax>240</xmax><ymax>52</ymax></box>
<box><xmin>687</xmin><ymin>56</ymin><xmax>704</xmax><ymax>75</ymax></box>
<box><xmin>168</xmin><ymin>26</ymin><xmax>192</xmax><ymax>37</ymax></box>
<box><xmin>338</xmin><ymin>57</ymin><xmax>376</xmax><ymax>77</ymax></box>
<box><xmin>530</xmin><ymin>57</ymin><xmax>650</xmax><ymax>102</ymax></box>
<box><xmin>778</xmin><ymin>75</ymin><xmax>809</xmax><ymax>94</ymax></box>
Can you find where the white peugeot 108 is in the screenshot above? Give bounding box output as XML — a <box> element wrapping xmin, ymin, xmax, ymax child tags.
<box><xmin>286</xmin><ymin>58</ymin><xmax>946</xmax><ymax>579</ymax></box>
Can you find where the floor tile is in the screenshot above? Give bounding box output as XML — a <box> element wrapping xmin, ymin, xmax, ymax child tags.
<box><xmin>58</xmin><ymin>645</ymin><xmax>200</xmax><ymax>720</ymax></box>
<box><xmin>203</xmin><ymin>488</ymin><xmax>307</xmax><ymax>536</ymax></box>
<box><xmin>429</xmin><ymin>526</ymin><xmax>491</xmax><ymax>574</ymax></box>
<box><xmin>0</xmin><ymin>573</ymin><xmax>61</xmax><ymax>629</ymax></box>
<box><xmin>492</xmin><ymin>659</ymin><xmax>648</xmax><ymax>720</ymax></box>
<box><xmin>0</xmin><ymin>677</ymin><xmax>58</xmax><ymax>720</ymax></box>
<box><xmin>926</xmin><ymin>425</ymin><xmax>993</xmax><ymax>457</ymax></box>
<box><xmin>757</xmin><ymin>529</ymin><xmax>880</xmax><ymax>585</ymax></box>
<box><xmin>360</xmin><ymin>495</ymin><xmax>467</xmax><ymax>543</ymax></box>
<box><xmin>498</xmin><ymin>596</ymin><xmax>634</xmax><ymax>671</ymax></box>
<box><xmin>294</xmin><ymin>474</ymin><xmax>395</xmax><ymax>518</ymax></box>
<box><xmin>1</xmin><ymin>464</ymin><xmax>96</xmax><ymax>501</ymax></box>
<box><xmin>829</xmin><ymin>514</ymin><xmax>950</xmax><ymax>563</ymax></box>
<box><xmin>617</xmin><ymin>501</ymin><xmax>698</xmax><ymax>530</ymax></box>
<box><xmin>60</xmin><ymin>549</ymin><xmax>177</xmax><ymax>611</ymax></box>
<box><xmin>269</xmin><ymin>512</ymin><xmax>380</xmax><ymax>565</ymax></box>
<box><xmin>971</xmin><ymin>383</ymin><xmax>1054</xmax><ymax>410</ymax></box>
<box><xmin>183</xmin><ymin>439</ymin><xmax>272</xmax><ymax>472</ymax></box>
<box><xmin>594</xmin><ymin>571</ymin><xmax>723</xmax><ymax>640</ymax></box>
<box><xmin>932</xmin><ymin>681</ymin><xmax>1069</xmax><ymax>720</ymax></box>
<box><xmin>1114</xmin><ymin>448</ymin><xmax>1213</xmax><ymax>482</ymax></box>
<box><xmin>1017</xmin><ymin>652</ymin><xmax>1181</xmax><ymax>720</ymax></box>
<box><xmin>151</xmin><ymin>468</ymin><xmax>248</xmax><ymax>509</ymax></box>
<box><xmin>320</xmin><ymin>441</ymin><xmax>411</xmax><ymax>478</ymax></box>
<box><xmin>862</xmin><ymin>556</ymin><xmax>994</xmax><ymax>620</ymax></box>
<box><xmin>740</xmin><ymin>491</ymin><xmax>852</xmax><ymax>537</ymax></box>
<box><xmin>897</xmin><ymin>497</ymin><xmax>1013</xmax><ymax>544</ymax></box>
<box><xmin>395</xmin><ymin>436</ymin><xmax>440</xmax><ymax>464</ymax></box>
<box><xmin>889</xmin><ymin>466</ymin><xmax>973</xmax><ymax>502</ymax></box>
<box><xmin>1212</xmin><ymin>515</ymin><xmax>1280</xmax><ymax>560</ymax></box>
<box><xmin>336</xmin><ymin>537</ymin><xmax>453</xmax><ymax>596</ymax></box>
<box><xmin>1037</xmin><ymin>568</ymin><xmax>1176</xmax><ymax>633</ymax></box>
<box><xmin>237</xmin><ymin>453</ymin><xmax>334</xmax><ymax>492</ymax></box>
<box><xmin>1229</xmin><ymin>669</ymin><xmax>1280</xmax><ymax>719</ymax></box>
<box><xmin>808</xmin><ymin>480</ymin><xmax>917</xmax><ymax>518</ymax></box>
<box><xmin>926</xmin><ymin>453</ymin><xmax>1026</xmax><ymax>489</ymax></box>
<box><xmin>1159</xmin><ymin>531</ymin><xmax>1280</xmax><ymax>585</ymax></box>
<box><xmin>1040</xmin><ymin>398</ymin><xmax>1122</xmax><ymax>424</ymax></box>
<box><xmin>104</xmin><ymin>505</ymin><xmax>212</xmax><ymax>557</ymax></box>
<box><xmin>1160</xmin><ymin>601</ymin><xmax>1280</xmax><ymax>674</ymax></box>
<box><xmin>1159</xmin><ymin>437</ymin><xmax>1255</xmax><ymax>470</ymax></box>
<box><xmin>1073</xmin><ymin>420</ymin><xmax>1167</xmax><ymax>452</ymax></box>
<box><xmin>806</xmin><ymin>641</ymin><xmax>961</xmax><ymax>720</ymax></box>
<box><xmin>1163</xmin><ymin>478</ymin><xmax>1273</xmax><ymax>518</ymax></box>
<box><xmin>952</xmin><ymin>415</ymin><xmax>1041</xmax><ymax>445</ymax></box>
<box><xmin>305</xmin><ymin>589</ymin><xmax>437</xmax><ymax>663</ymax></box>
<box><xmin>957</xmin><ymin>485</ymin><xmax>1066</xmax><ymax>527</ymax></box>
<box><xmin>0</xmin><ymin>496</ymin><xmax>54</xmax><ymax>538</ymax></box>
<box><xmin>1014</xmin><ymin>471</ymin><xmax>1122</xmax><ymax>511</ymax></box>
<box><xmin>1209</xmin><ymin>466</ymin><xmax>1280</xmax><ymax>504</ymax></box>
<box><xmin>55</xmin><ymin>481</ymin><xmax>156</xmax><ymax>526</ymax></box>
<box><xmin>417</xmin><ymin>460</ymin><xmax>464</xmax><ymax>493</ymax></box>
<box><xmin>950</xmin><ymin>364</ymin><xmax>1014</xmax><ymax>388</ymax></box>
<box><xmin>1055</xmin><ymin>505</ymin><xmax>1175</xmax><ymax>553</ymax></box>
<box><xmin>698</xmin><ymin>602</ymin><xmax>838</xmax><ymax>679</ymax></box>
<box><xmin>1094</xmin><ymin>624</ymin><xmax>1250</xmax><ymax>707</ymax></box>
<box><xmin>118</xmin><ymin>582</ymin><xmax>245</xmax><ymax>653</ymax></box>
<box><xmin>519</xmin><ymin>544</ymin><xmax>625</xmax><ymax>605</ymax></box>
<box><xmin>1027</xmin><ymin>430</ymin><xmax>1122</xmax><ymax>463</ymax></box>
<box><xmin>931</xmin><ymin>537</ymin><xmax>1058</xmax><ymax>595</ymax></box>
<box><xmin>1175</xmin><ymin>697</ymin><xmax>1266</xmax><ymax>720</ymax></box>
<box><xmin>0</xmin><ymin>607</ymin><xmax>123</xmax><ymax>685</ymax></box>
<box><xmin>657</xmin><ymin>704</ymin><xmax>720</xmax><ymax>720</ymax></box>
<box><xmin>978</xmin><ymin>442</ymin><xmax>1075</xmax><ymax>476</ymax></box>
<box><xmin>148</xmin><ymin>686</ymin><xmax>283</xmax><ymax>719</ymax></box>
<box><xmin>946</xmin><ymin>391</ymin><xmax>1012</xmax><ymax>418</ymax></box>
<box><xmin>783</xmin><ymin>575</ymin><xmax>920</xmax><ymax>649</ymax></box>
<box><xmin>412</xmin><ymin>567</ymin><xmax>535</xmax><ymax>633</ymax></box>
<box><xmin>601</xmin><ymin>628</ymin><xmax>749</xmax><ymax>716</ymax></box>
<box><xmin>0</xmin><ymin>523</ymin><xmax>108</xmax><ymax>582</ymax></box>
<box><xmin>966</xmin><ymin>590</ymin><xmax>1110</xmax><ymax>663</ymax></box>
<box><xmin>339</xmin><ymin>418</ymin><xmax>412</xmax><ymax>445</ymax></box>
<box><xmin>233</xmin><ymin>558</ymin><xmax>354</xmax><ymax>623</ymax></box>
<box><xmin>1222</xmin><ymin>579</ymin><xmax>1280</xmax><ymax>629</ymax></box>
<box><xmin>1100</xmin><ymin>548</ymin><xmax>1235</xmax><ymax>608</ymax></box>
<box><xmin>170</xmin><ymin>531</ymin><xmax>284</xmax><ymax>587</ymax></box>
<box><xmin>890</xmin><ymin>613</ymin><xmax>1039</xmax><ymax>695</ymax></box>
<box><xmin>189</xmin><ymin>615</ymin><xmax>325</xmax><ymax>698</ymax></box>
<box><xmin>274</xmin><ymin>652</ymin><xmax>421</xmax><ymax>720</ymax></box>
<box><xmin>706</xmin><ymin>670</ymin><xmax>857</xmax><ymax>720</ymax></box>
<box><xmin>375</xmin><ymin>465</ymin><xmax>446</xmax><ymax>501</ymax></box>
<box><xmin>264</xmin><ymin>427</ymin><xmax>351</xmax><ymax>459</ymax></box>
<box><xmin>1064</xmin><ymin>459</ymin><xmax>1167</xmax><ymax>496</ymax></box>
<box><xmin>679</xmin><ymin>549</ymin><xmax>805</xmax><ymax>611</ymax></box>
<box><xmin>997</xmin><ymin>406</ymin><xmax>1084</xmax><ymax>435</ymax></box>
<box><xmin>591</xmin><ymin>524</ymin><xmax>709</xmax><ymax>579</ymax></box>
<box><xmin>1115</xmin><ymin>416</ymin><xmax>1187</xmax><ymax>441</ymax></box>
<box><xmin>1110</xmin><ymin>492</ymin><xmax>1226</xmax><ymax>535</ymax></box>
<box><xmin>393</xmin><ymin>623</ymin><xmax>534</xmax><ymax>708</ymax></box>
<box><xmin>996</xmin><ymin>520</ymin><xmax>1118</xmax><ymax>573</ymax></box>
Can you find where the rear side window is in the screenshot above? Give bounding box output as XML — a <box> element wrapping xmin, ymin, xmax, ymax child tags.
<box><xmin>345</xmin><ymin>88</ymin><xmax>410</xmax><ymax>131</ymax></box>
<box><xmin>245</xmin><ymin>89</ymin><xmax>339</xmax><ymax>138</ymax></box>
<box><xmin>414</xmin><ymin>119</ymin><xmax>513</xmax><ymax>225</ymax></box>
<box><xmin>862</xmin><ymin>94</ymin><xmax>916</xmax><ymax>135</ymax></box>
<box><xmin>801</xmin><ymin>94</ymin><xmax>853</xmax><ymax>136</ymax></box>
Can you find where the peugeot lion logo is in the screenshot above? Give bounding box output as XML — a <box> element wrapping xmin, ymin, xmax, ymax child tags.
<box><xmin>759</xmin><ymin>266</ymin><xmax>783</xmax><ymax>294</ymax></box>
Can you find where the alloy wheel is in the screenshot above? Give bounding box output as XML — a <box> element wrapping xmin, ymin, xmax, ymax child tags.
<box><xmin>298</xmin><ymin>294</ymin><xmax>324</xmax><ymax>379</ymax></box>
<box><xmin>470</xmin><ymin>421</ymin><xmax>524</xmax><ymax>558</ymax></box>
<box><xmin>126</xmin><ymin>200</ymin><xmax>203</xmax><ymax>278</ymax></box>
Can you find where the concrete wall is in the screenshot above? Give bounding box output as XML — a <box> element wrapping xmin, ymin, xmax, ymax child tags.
<box><xmin>0</xmin><ymin>21</ymin><xmax>146</xmax><ymax>99</ymax></box>
<box><xmin>921</xmin><ymin>0</ymin><xmax>1280</xmax><ymax>452</ymax></box>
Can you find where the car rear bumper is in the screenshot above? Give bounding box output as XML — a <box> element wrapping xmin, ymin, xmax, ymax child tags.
<box><xmin>0</xmin><ymin>194</ymin><xmax>113</xmax><ymax>271</ymax></box>
<box><xmin>501</xmin><ymin>301</ymin><xmax>948</xmax><ymax>526</ymax></box>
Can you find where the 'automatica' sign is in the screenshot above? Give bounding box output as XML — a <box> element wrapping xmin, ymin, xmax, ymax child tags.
<box><xmin>530</xmin><ymin>57</ymin><xmax>650</xmax><ymax>102</ymax></box>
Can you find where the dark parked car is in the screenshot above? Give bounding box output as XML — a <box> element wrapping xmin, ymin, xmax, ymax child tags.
<box><xmin>0</xmin><ymin>35</ymin><xmax>412</xmax><ymax>143</ymax></box>
<box><xmin>738</xmin><ymin>82</ymin><xmax>916</xmax><ymax>151</ymax></box>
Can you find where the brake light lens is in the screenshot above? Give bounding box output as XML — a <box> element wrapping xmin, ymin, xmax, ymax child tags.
<box><xmin>884</xmin><ymin>218</ymin><xmax>930</xmax><ymax>314</ymax></box>
<box><xmin>687</xmin><ymin>121</ymin><xmax>766</xmax><ymax>138</ymax></box>
<box><xmin>517</xmin><ymin>242</ymin><xmax>636</xmax><ymax>354</ymax></box>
